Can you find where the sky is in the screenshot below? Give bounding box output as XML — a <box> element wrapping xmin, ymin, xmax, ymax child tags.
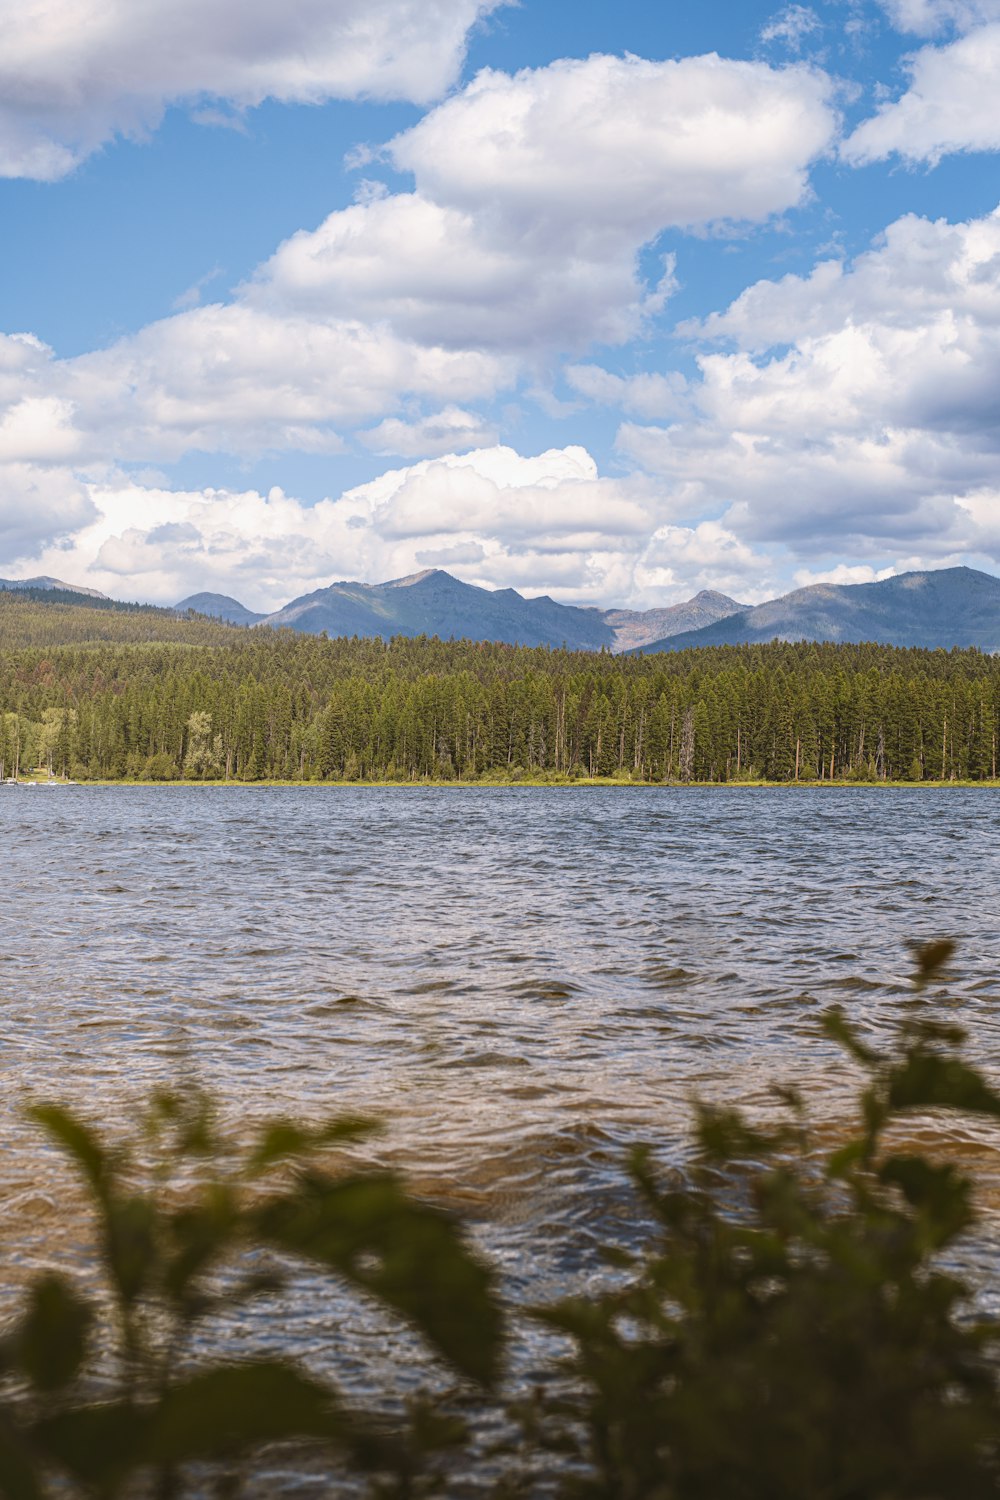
<box><xmin>1</xmin><ymin>0</ymin><xmax>999</xmax><ymax>612</ymax></box>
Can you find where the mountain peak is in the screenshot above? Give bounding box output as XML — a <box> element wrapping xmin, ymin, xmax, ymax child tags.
<box><xmin>385</xmin><ymin>568</ymin><xmax>444</xmax><ymax>588</ymax></box>
<box><xmin>0</xmin><ymin>575</ymin><xmax>109</xmax><ymax>599</ymax></box>
<box><xmin>691</xmin><ymin>589</ymin><xmax>741</xmax><ymax>606</ymax></box>
<box><xmin>174</xmin><ymin>592</ymin><xmax>264</xmax><ymax>625</ymax></box>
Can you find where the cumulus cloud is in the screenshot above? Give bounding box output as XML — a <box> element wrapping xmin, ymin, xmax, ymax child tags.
<box><xmin>0</xmin><ymin>313</ymin><xmax>512</xmax><ymax>467</ymax></box>
<box><xmin>14</xmin><ymin>207</ymin><xmax>999</xmax><ymax>607</ymax></box>
<box><xmin>253</xmin><ymin>193</ymin><xmax>676</xmax><ymax>352</ymax></box>
<box><xmin>619</xmin><ymin>205</ymin><xmax>1000</xmax><ymax>565</ymax></box>
<box><xmin>877</xmin><ymin>0</ymin><xmax>1000</xmax><ymax>34</ymax></box>
<box><xmin>844</xmin><ymin>22</ymin><xmax>1000</xmax><ymax>163</ymax></box>
<box><xmin>0</xmin><ymin>463</ymin><xmax>97</xmax><ymax>553</ymax></box>
<box><xmin>565</xmin><ymin>364</ymin><xmax>691</xmax><ymax>420</ymax></box>
<box><xmin>792</xmin><ymin>563</ymin><xmax>900</xmax><ymax>586</ymax></box>
<box><xmin>632</xmin><ymin>522</ymin><xmax>772</xmax><ymax>604</ymax></box>
<box><xmin>367</xmin><ymin>445</ymin><xmax>652</xmax><ymax>543</ymax></box>
<box><xmin>391</xmin><ymin>54</ymin><xmax>836</xmax><ymax>234</ymax></box>
<box><xmin>256</xmin><ymin>54</ymin><xmax>838</xmax><ymax>353</ymax></box>
<box><xmin>0</xmin><ymin>0</ymin><xmax>502</xmax><ymax>180</ymax></box>
<box><xmin>1</xmin><ymin>446</ymin><xmax>679</xmax><ymax>610</ymax></box>
<box><xmin>0</xmin><ymin>48</ymin><xmax>839</xmax><ymax>479</ymax></box>
<box><xmin>360</xmin><ymin>407</ymin><xmax>498</xmax><ymax>458</ymax></box>
<box><xmin>691</xmin><ymin>208</ymin><xmax>1000</xmax><ymax>348</ymax></box>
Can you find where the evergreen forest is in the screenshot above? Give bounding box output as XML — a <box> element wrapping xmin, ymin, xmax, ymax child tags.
<box><xmin>1</xmin><ymin>592</ymin><xmax>998</xmax><ymax>784</ymax></box>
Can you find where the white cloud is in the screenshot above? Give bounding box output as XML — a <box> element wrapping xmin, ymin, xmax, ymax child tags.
<box><xmin>392</xmin><ymin>54</ymin><xmax>837</xmax><ymax>237</ymax></box>
<box><xmin>0</xmin><ymin>49</ymin><xmax>839</xmax><ymax>480</ymax></box>
<box><xmin>1</xmin><ymin>446</ymin><xmax>677</xmax><ymax>610</ymax></box>
<box><xmin>565</xmin><ymin>364</ymin><xmax>691</xmax><ymax>420</ymax></box>
<box><xmin>619</xmin><ymin>205</ymin><xmax>1000</xmax><ymax>564</ymax></box>
<box><xmin>12</xmin><ymin>208</ymin><xmax>999</xmax><ymax>608</ymax></box>
<box><xmin>760</xmin><ymin>6</ymin><xmax>822</xmax><ymax>49</ymax></box>
<box><xmin>366</xmin><ymin>445</ymin><xmax>652</xmax><ymax>543</ymax></box>
<box><xmin>957</xmin><ymin>490</ymin><xmax>1000</xmax><ymax>552</ymax></box>
<box><xmin>0</xmin><ymin>0</ymin><xmax>502</xmax><ymax>180</ymax></box>
<box><xmin>0</xmin><ymin>396</ymin><xmax>83</xmax><ymax>463</ymax></box>
<box><xmin>253</xmin><ymin>193</ymin><xmax>667</xmax><ymax>351</ymax></box>
<box><xmin>844</xmin><ymin>22</ymin><xmax>1000</xmax><ymax>163</ymax></box>
<box><xmin>0</xmin><ymin>310</ymin><xmax>512</xmax><ymax>466</ymax></box>
<box><xmin>256</xmin><ymin>54</ymin><xmax>837</xmax><ymax>353</ymax></box>
<box><xmin>632</xmin><ymin>522</ymin><xmax>773</xmax><ymax>604</ymax></box>
<box><xmin>792</xmin><ymin>563</ymin><xmax>899</xmax><ymax>586</ymax></box>
<box><xmin>0</xmin><ymin>463</ymin><xmax>96</xmax><ymax>552</ymax></box>
<box><xmin>691</xmin><ymin>208</ymin><xmax>1000</xmax><ymax>348</ymax></box>
<box><xmin>360</xmin><ymin>406</ymin><xmax>498</xmax><ymax>457</ymax></box>
<box><xmin>877</xmin><ymin>0</ymin><xmax>1000</xmax><ymax>34</ymax></box>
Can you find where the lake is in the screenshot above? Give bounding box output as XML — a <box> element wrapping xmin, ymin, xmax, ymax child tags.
<box><xmin>3</xmin><ymin>785</ymin><xmax>1000</xmax><ymax>1403</ymax></box>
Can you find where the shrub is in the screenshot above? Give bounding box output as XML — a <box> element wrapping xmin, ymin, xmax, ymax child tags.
<box><xmin>4</xmin><ymin>941</ymin><xmax>1000</xmax><ymax>1497</ymax></box>
<box><xmin>0</xmin><ymin>1094</ymin><xmax>503</xmax><ymax>1497</ymax></box>
<box><xmin>527</xmin><ymin>939</ymin><xmax>1000</xmax><ymax>1497</ymax></box>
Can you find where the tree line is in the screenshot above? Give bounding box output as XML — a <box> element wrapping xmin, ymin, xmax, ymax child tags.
<box><xmin>1</xmin><ymin>595</ymin><xmax>998</xmax><ymax>782</ymax></box>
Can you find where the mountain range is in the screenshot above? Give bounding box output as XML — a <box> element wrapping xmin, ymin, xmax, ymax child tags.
<box><xmin>175</xmin><ymin>570</ymin><xmax>747</xmax><ymax>651</ymax></box>
<box><xmin>3</xmin><ymin>564</ymin><xmax>999</xmax><ymax>653</ymax></box>
<box><xmin>630</xmin><ymin>566</ymin><xmax>1000</xmax><ymax>654</ymax></box>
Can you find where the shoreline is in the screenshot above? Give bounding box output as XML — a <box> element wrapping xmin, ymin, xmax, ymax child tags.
<box><xmin>17</xmin><ymin>776</ymin><xmax>1000</xmax><ymax>790</ymax></box>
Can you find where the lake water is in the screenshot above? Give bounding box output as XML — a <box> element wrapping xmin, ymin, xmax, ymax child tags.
<box><xmin>3</xmin><ymin>785</ymin><xmax>1000</xmax><ymax>1448</ymax></box>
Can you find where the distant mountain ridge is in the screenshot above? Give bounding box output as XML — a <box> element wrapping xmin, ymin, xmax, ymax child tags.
<box><xmin>264</xmin><ymin>568</ymin><xmax>614</xmax><ymax>649</ymax></box>
<box><xmin>5</xmin><ymin>564</ymin><xmax>999</xmax><ymax>654</ymax></box>
<box><xmin>0</xmin><ymin>575</ymin><xmax>109</xmax><ymax>599</ymax></box>
<box><xmin>175</xmin><ymin>592</ymin><xmax>265</xmax><ymax>626</ymax></box>
<box><xmin>175</xmin><ymin>569</ymin><xmax>747</xmax><ymax>651</ymax></box>
<box><xmin>631</xmin><ymin>567</ymin><xmax>1000</xmax><ymax>654</ymax></box>
<box><xmin>602</xmin><ymin>590</ymin><xmax>748</xmax><ymax>652</ymax></box>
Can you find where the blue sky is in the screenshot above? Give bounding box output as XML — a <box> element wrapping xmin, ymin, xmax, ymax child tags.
<box><xmin>1</xmin><ymin>0</ymin><xmax>998</xmax><ymax>610</ymax></box>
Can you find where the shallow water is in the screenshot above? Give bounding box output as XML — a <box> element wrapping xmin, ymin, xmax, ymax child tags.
<box><xmin>3</xmin><ymin>785</ymin><xmax>1000</xmax><ymax>1398</ymax></box>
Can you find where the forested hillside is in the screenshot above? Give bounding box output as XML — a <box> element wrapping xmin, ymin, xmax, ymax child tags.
<box><xmin>1</xmin><ymin>595</ymin><xmax>997</xmax><ymax>783</ymax></box>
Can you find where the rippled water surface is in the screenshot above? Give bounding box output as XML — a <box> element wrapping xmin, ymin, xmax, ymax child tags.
<box><xmin>3</xmin><ymin>785</ymin><xmax>1000</xmax><ymax>1282</ymax></box>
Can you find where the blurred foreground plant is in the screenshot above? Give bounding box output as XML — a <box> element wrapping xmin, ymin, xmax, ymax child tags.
<box><xmin>526</xmin><ymin>938</ymin><xmax>1000</xmax><ymax>1498</ymax></box>
<box><xmin>5</xmin><ymin>941</ymin><xmax>1000</xmax><ymax>1498</ymax></box>
<box><xmin>0</xmin><ymin>1095</ymin><xmax>503</xmax><ymax>1498</ymax></box>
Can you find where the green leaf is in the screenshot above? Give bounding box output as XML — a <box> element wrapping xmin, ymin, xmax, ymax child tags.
<box><xmin>0</xmin><ymin>1429</ymin><xmax>42</xmax><ymax>1500</ymax></box>
<box><xmin>144</xmin><ymin>1362</ymin><xmax>356</xmax><ymax>1462</ymax></box>
<box><xmin>821</xmin><ymin>1007</ymin><xmax>880</xmax><ymax>1068</ymax></box>
<box><xmin>248</xmin><ymin>1114</ymin><xmax>379</xmax><ymax>1171</ymax></box>
<box><xmin>401</xmin><ymin>1395</ymin><xmax>467</xmax><ymax>1457</ymax></box>
<box><xmin>32</xmin><ymin>1402</ymin><xmax>148</xmax><ymax>1491</ymax></box>
<box><xmin>888</xmin><ymin>1054</ymin><xmax>1000</xmax><ymax>1118</ymax></box>
<box><xmin>105</xmin><ymin>1195</ymin><xmax>160</xmax><ymax>1306</ymax></box>
<box><xmin>254</xmin><ymin>1173</ymin><xmax>505</xmax><ymax>1386</ymax></box>
<box><xmin>146</xmin><ymin>1088</ymin><xmax>217</xmax><ymax>1156</ymax></box>
<box><xmin>14</xmin><ymin>1274</ymin><xmax>92</xmax><ymax>1392</ymax></box>
<box><xmin>909</xmin><ymin>938</ymin><xmax>956</xmax><ymax>989</ymax></box>
<box><xmin>827</xmin><ymin>1138</ymin><xmax>867</xmax><ymax>1179</ymax></box>
<box><xmin>32</xmin><ymin>1367</ymin><xmax>379</xmax><ymax>1489</ymax></box>
<box><xmin>534</xmin><ymin>1298</ymin><xmax>615</xmax><ymax>1344</ymax></box>
<box><xmin>695</xmin><ymin>1106</ymin><xmax>783</xmax><ymax>1162</ymax></box>
<box><xmin>27</xmin><ymin>1105</ymin><xmax>110</xmax><ymax>1202</ymax></box>
<box><xmin>162</xmin><ymin>1188</ymin><xmax>238</xmax><ymax>1302</ymax></box>
<box><xmin>248</xmin><ymin>1120</ymin><xmax>311</xmax><ymax>1168</ymax></box>
<box><xmin>879</xmin><ymin>1155</ymin><xmax>973</xmax><ymax>1243</ymax></box>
